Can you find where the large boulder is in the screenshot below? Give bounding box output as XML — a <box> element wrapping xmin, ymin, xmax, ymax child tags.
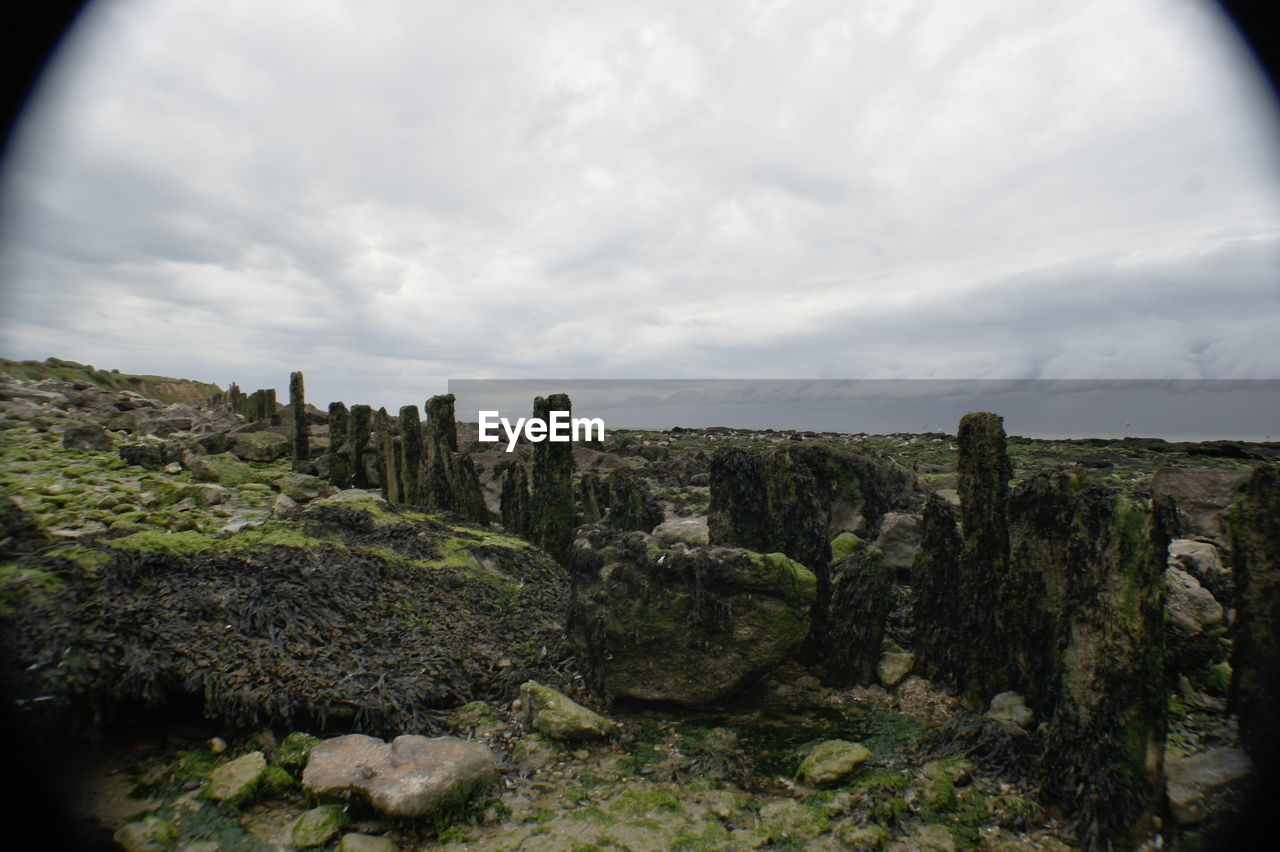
<box><xmin>189</xmin><ymin>452</ymin><xmax>256</xmax><ymax>487</ymax></box>
<box><xmin>567</xmin><ymin>525</ymin><xmax>815</xmax><ymax>704</ymax></box>
<box><xmin>229</xmin><ymin>430</ymin><xmax>290</xmax><ymax>462</ymax></box>
<box><xmin>62</xmin><ymin>423</ymin><xmax>114</xmax><ymax>451</ymax></box>
<box><xmin>1147</xmin><ymin>468</ymin><xmax>1251</xmax><ymax>540</ymax></box>
<box><xmin>302</xmin><ymin>734</ymin><xmax>498</xmax><ymax>818</ymax></box>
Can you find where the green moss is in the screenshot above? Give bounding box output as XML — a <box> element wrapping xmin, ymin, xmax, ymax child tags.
<box><xmin>0</xmin><ymin>562</ymin><xmax>68</xmax><ymax>613</ymax></box>
<box><xmin>111</xmin><ymin>529</ymin><xmax>221</xmax><ymax>557</ymax></box>
<box><xmin>257</xmin><ymin>766</ymin><xmax>296</xmax><ymax>797</ymax></box>
<box><xmin>45</xmin><ymin>544</ymin><xmax>111</xmax><ymax>569</ymax></box>
<box><xmin>276</xmin><ymin>732</ymin><xmax>321</xmax><ymax>771</ymax></box>
<box><xmin>612</xmin><ymin>788</ymin><xmax>681</xmax><ymax>815</ymax></box>
<box><xmin>831</xmin><ymin>534</ymin><xmax>863</xmax><ymax>562</ymax></box>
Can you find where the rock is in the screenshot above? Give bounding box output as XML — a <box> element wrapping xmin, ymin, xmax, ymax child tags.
<box><xmin>830</xmin><ymin>532</ymin><xmax>862</xmax><ymax>562</ymax></box>
<box><xmin>520</xmin><ymin>681</ymin><xmax>616</xmax><ymax>740</ymax></box>
<box><xmin>271</xmin><ymin>492</ymin><xmax>298</xmax><ymax>518</ymax></box>
<box><xmin>568</xmin><ymin>525</ymin><xmax>816</xmax><ymax>704</ymax></box>
<box><xmin>277</xmin><ymin>731</ymin><xmax>321</xmax><ymax>771</ymax></box>
<box><xmin>189</xmin><ymin>452</ymin><xmax>256</xmax><ymax>487</ymax></box>
<box><xmin>178</xmin><ymin>482</ymin><xmax>229</xmax><ymax>506</ymax></box>
<box><xmin>511</xmin><ymin>733</ymin><xmax>564</xmax><ymax>771</ymax></box>
<box><xmin>922</xmin><ymin>758</ymin><xmax>972</xmax><ymax>785</ymax></box>
<box><xmin>898</xmin><ymin>824</ymin><xmax>956</xmax><ymax>852</ymax></box>
<box><xmin>113</xmin><ymin>816</ymin><xmax>177</xmax><ymax>852</ymax></box>
<box><xmin>757</xmin><ymin>798</ymin><xmax>829</xmax><ymax>842</ymax></box>
<box><xmin>204</xmin><ymin>751</ymin><xmax>267</xmax><ymax>804</ymax></box>
<box><xmin>834</xmin><ymin>821</ymin><xmax>890</xmax><ymax>850</ymax></box>
<box><xmin>877</xmin><ymin>650</ymin><xmax>914</xmax><ymax>688</ymax></box>
<box><xmin>1169</xmin><ymin>539</ymin><xmax>1231</xmax><ymax>604</ymax></box>
<box><xmin>796</xmin><ymin>739</ymin><xmax>872</xmax><ymax>787</ymax></box>
<box><xmin>1165</xmin><ymin>746</ymin><xmax>1252</xmax><ymax>825</ymax></box>
<box><xmin>229</xmin><ymin>430</ymin><xmax>289</xmax><ymax>463</ymax></box>
<box><xmin>873</xmin><ymin>512</ymin><xmax>922</xmax><ymax>574</ymax></box>
<box><xmin>1147</xmin><ymin>467</ymin><xmax>1251</xmax><ymax>539</ymax></box>
<box><xmin>1165</xmin><ymin>566</ymin><xmax>1224</xmax><ymax>637</ymax></box>
<box><xmin>987</xmin><ymin>691</ymin><xmax>1034</xmax><ymax>730</ymax></box>
<box><xmin>652</xmin><ymin>517</ymin><xmax>710</xmax><ymax>546</ymax></box>
<box><xmin>277</xmin><ymin>473</ymin><xmax>338</xmax><ymax>504</ymax></box>
<box><xmin>118</xmin><ymin>442</ymin><xmax>165</xmax><ymax>470</ymax></box>
<box><xmin>62</xmin><ymin>423</ymin><xmax>114</xmax><ymax>451</ymax></box>
<box><xmin>302</xmin><ymin>734</ymin><xmax>498</xmax><ymax>818</ymax></box>
<box><xmin>291</xmin><ymin>805</ymin><xmax>346</xmax><ymax>848</ymax></box>
<box><xmin>339</xmin><ymin>834</ymin><xmax>399</xmax><ymax>852</ymax></box>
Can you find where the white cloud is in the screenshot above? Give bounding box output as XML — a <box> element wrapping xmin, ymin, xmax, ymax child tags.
<box><xmin>1</xmin><ymin>0</ymin><xmax>1278</xmax><ymax>411</ymax></box>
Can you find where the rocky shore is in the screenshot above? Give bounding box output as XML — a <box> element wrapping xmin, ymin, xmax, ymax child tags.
<box><xmin>1</xmin><ymin>358</ymin><xmax>1275</xmax><ymax>851</ymax></box>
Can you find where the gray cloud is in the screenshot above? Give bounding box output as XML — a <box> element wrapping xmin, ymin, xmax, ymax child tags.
<box><xmin>1</xmin><ymin>0</ymin><xmax>1278</xmax><ymax>414</ymax></box>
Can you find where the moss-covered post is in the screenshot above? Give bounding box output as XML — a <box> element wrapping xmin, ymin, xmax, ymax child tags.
<box><xmin>1031</xmin><ymin>478</ymin><xmax>1168</xmax><ymax>850</ymax></box>
<box><xmin>910</xmin><ymin>493</ymin><xmax>964</xmax><ymax>684</ymax></box>
<box><xmin>605</xmin><ymin>469</ymin><xmax>664</xmax><ymax>532</ymax></box>
<box><xmin>708</xmin><ymin>447</ymin><xmax>769</xmax><ymax>552</ymax></box>
<box><xmin>327</xmin><ymin>402</ymin><xmax>351</xmax><ymax>489</ymax></box>
<box><xmin>348</xmin><ymin>404</ymin><xmax>372</xmax><ymax>489</ymax></box>
<box><xmin>374</xmin><ymin>406</ymin><xmax>399</xmax><ymax>502</ymax></box>
<box><xmin>531</xmin><ymin>393</ymin><xmax>576</xmax><ymax>562</ymax></box>
<box><xmin>398</xmin><ymin>405</ymin><xmax>424</xmax><ymax>505</ymax></box>
<box><xmin>501</xmin><ymin>461</ymin><xmax>531</xmax><ymax>535</ymax></box>
<box><xmin>289</xmin><ymin>371</ymin><xmax>308</xmax><ymax>469</ymax></box>
<box><xmin>1228</xmin><ymin>464</ymin><xmax>1280</xmax><ymax>780</ymax></box>
<box><xmin>955</xmin><ymin>411</ymin><xmax>1012</xmax><ymax>703</ymax></box>
<box><xmin>826</xmin><ymin>540</ymin><xmax>894</xmax><ymax>686</ymax></box>
<box><xmin>578</xmin><ymin>472</ymin><xmax>604</xmax><ymax>525</ymax></box>
<box><xmin>425</xmin><ymin>393</ymin><xmax>459</xmax><ymax>457</ymax></box>
<box><xmin>372</xmin><ymin>406</ymin><xmax>391</xmax><ymax>495</ymax></box>
<box><xmin>228</xmin><ymin>383</ymin><xmax>246</xmax><ymax>416</ymax></box>
<box><xmin>265</xmin><ymin>387</ymin><xmax>279</xmax><ymax>425</ymax></box>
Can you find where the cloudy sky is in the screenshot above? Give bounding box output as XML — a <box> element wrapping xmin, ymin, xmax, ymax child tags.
<box><xmin>1</xmin><ymin>0</ymin><xmax>1278</xmax><ymax>414</ymax></box>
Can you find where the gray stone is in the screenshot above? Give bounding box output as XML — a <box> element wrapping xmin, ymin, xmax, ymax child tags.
<box><xmin>1165</xmin><ymin>566</ymin><xmax>1224</xmax><ymax>637</ymax></box>
<box><xmin>303</xmin><ymin>734</ymin><xmax>497</xmax><ymax>818</ymax></box>
<box><xmin>204</xmin><ymin>751</ymin><xmax>266</xmax><ymax>804</ymax></box>
<box><xmin>178</xmin><ymin>482</ymin><xmax>229</xmax><ymax>506</ymax></box>
<box><xmin>230</xmin><ymin>430</ymin><xmax>290</xmax><ymax>462</ymax></box>
<box><xmin>62</xmin><ymin>423</ymin><xmax>114</xmax><ymax>451</ymax></box>
<box><xmin>1165</xmin><ymin>746</ymin><xmax>1252</xmax><ymax>825</ymax></box>
<box><xmin>276</xmin><ymin>473</ymin><xmax>339</xmax><ymax>503</ymax></box>
<box><xmin>339</xmin><ymin>834</ymin><xmax>399</xmax><ymax>852</ymax></box>
<box><xmin>873</xmin><ymin>512</ymin><xmax>922</xmax><ymax>572</ymax></box>
<box><xmin>510</xmin><ymin>733</ymin><xmax>564</xmax><ymax>772</ymax></box>
<box><xmin>292</xmin><ymin>805</ymin><xmax>346</xmax><ymax>848</ymax></box>
<box><xmin>652</xmin><ymin>517</ymin><xmax>710</xmax><ymax>546</ymax></box>
<box><xmin>1169</xmin><ymin>539</ymin><xmax>1227</xmax><ymax>591</ymax></box>
<box><xmin>190</xmin><ymin>452</ymin><xmax>256</xmax><ymax>487</ymax></box>
<box><xmin>1147</xmin><ymin>467</ymin><xmax>1251</xmax><ymax>540</ymax></box>
<box><xmin>113</xmin><ymin>817</ymin><xmax>177</xmax><ymax>852</ymax></box>
<box><xmin>520</xmin><ymin>680</ymin><xmax>617</xmax><ymax>740</ymax></box>
<box><xmin>796</xmin><ymin>739</ymin><xmax>872</xmax><ymax>787</ymax></box>
<box><xmin>877</xmin><ymin>650</ymin><xmax>914</xmax><ymax>688</ymax></box>
<box><xmin>271</xmin><ymin>492</ymin><xmax>298</xmax><ymax>518</ymax></box>
<box><xmin>987</xmin><ymin>691</ymin><xmax>1034</xmax><ymax>730</ymax></box>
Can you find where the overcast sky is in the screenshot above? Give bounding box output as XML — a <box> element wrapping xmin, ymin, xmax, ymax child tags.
<box><xmin>1</xmin><ymin>0</ymin><xmax>1278</xmax><ymax>414</ymax></box>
